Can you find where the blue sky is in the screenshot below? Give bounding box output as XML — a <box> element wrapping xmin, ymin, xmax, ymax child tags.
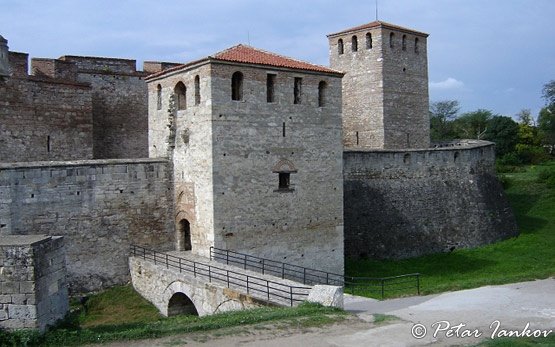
<box><xmin>1</xmin><ymin>0</ymin><xmax>554</xmax><ymax>118</ymax></box>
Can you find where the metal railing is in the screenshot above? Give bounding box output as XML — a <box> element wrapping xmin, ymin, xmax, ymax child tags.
<box><xmin>209</xmin><ymin>246</ymin><xmax>420</xmax><ymax>299</ymax></box>
<box><xmin>209</xmin><ymin>247</ymin><xmax>344</xmax><ymax>286</ymax></box>
<box><xmin>344</xmin><ymin>274</ymin><xmax>420</xmax><ymax>298</ymax></box>
<box><xmin>131</xmin><ymin>245</ymin><xmax>311</xmax><ymax>307</ymax></box>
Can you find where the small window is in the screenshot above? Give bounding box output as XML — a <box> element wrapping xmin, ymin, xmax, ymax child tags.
<box><xmin>366</xmin><ymin>33</ymin><xmax>372</xmax><ymax>49</ymax></box>
<box><xmin>318</xmin><ymin>81</ymin><xmax>327</xmax><ymax>107</ymax></box>
<box><xmin>415</xmin><ymin>37</ymin><xmax>420</xmax><ymax>54</ymax></box>
<box><xmin>390</xmin><ymin>32</ymin><xmax>395</xmax><ymax>49</ymax></box>
<box><xmin>156</xmin><ymin>84</ymin><xmax>162</xmax><ymax>110</ymax></box>
<box><xmin>174</xmin><ymin>82</ymin><xmax>186</xmax><ymax>110</ymax></box>
<box><xmin>351</xmin><ymin>35</ymin><xmax>358</xmax><ymax>52</ymax></box>
<box><xmin>266</xmin><ymin>74</ymin><xmax>276</xmax><ymax>102</ymax></box>
<box><xmin>231</xmin><ymin>71</ymin><xmax>243</xmax><ymax>101</ymax></box>
<box><xmin>293</xmin><ymin>77</ymin><xmax>302</xmax><ymax>104</ymax></box>
<box><xmin>338</xmin><ymin>39</ymin><xmax>344</xmax><ymax>55</ymax></box>
<box><xmin>194</xmin><ymin>75</ymin><xmax>200</xmax><ymax>105</ymax></box>
<box><xmin>402</xmin><ymin>35</ymin><xmax>407</xmax><ymax>51</ymax></box>
<box><xmin>278</xmin><ymin>172</ymin><xmax>290</xmax><ymax>190</ymax></box>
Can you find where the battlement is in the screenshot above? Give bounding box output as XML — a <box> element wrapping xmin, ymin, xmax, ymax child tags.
<box><xmin>143</xmin><ymin>61</ymin><xmax>183</xmax><ymax>74</ymax></box>
<box><xmin>7</xmin><ymin>51</ymin><xmax>29</xmax><ymax>77</ymax></box>
<box><xmin>31</xmin><ymin>57</ymin><xmax>77</xmax><ymax>80</ymax></box>
<box><xmin>59</xmin><ymin>55</ymin><xmax>140</xmax><ymax>75</ymax></box>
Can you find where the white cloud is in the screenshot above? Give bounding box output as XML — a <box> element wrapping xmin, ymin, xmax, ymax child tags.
<box><xmin>430</xmin><ymin>77</ymin><xmax>465</xmax><ymax>91</ymax></box>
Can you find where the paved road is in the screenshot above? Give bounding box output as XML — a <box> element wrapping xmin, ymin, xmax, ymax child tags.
<box><xmin>338</xmin><ymin>278</ymin><xmax>555</xmax><ymax>346</ymax></box>
<box><xmin>99</xmin><ymin>278</ymin><xmax>554</xmax><ymax>347</ymax></box>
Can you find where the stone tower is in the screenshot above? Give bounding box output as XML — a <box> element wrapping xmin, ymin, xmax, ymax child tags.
<box><xmin>328</xmin><ymin>21</ymin><xmax>430</xmax><ymax>149</ymax></box>
<box><xmin>0</xmin><ymin>35</ymin><xmax>9</xmax><ymax>78</ymax></box>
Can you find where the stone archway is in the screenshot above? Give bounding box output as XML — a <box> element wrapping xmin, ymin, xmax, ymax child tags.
<box><xmin>167</xmin><ymin>292</ymin><xmax>199</xmax><ymax>316</ymax></box>
<box><xmin>178</xmin><ymin>219</ymin><xmax>192</xmax><ymax>251</ymax></box>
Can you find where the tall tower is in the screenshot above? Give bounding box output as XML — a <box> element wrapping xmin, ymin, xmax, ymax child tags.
<box><xmin>328</xmin><ymin>21</ymin><xmax>429</xmax><ymax>149</ymax></box>
<box><xmin>0</xmin><ymin>35</ymin><xmax>9</xmax><ymax>78</ymax></box>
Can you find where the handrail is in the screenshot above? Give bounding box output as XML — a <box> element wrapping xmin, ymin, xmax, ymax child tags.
<box><xmin>209</xmin><ymin>246</ymin><xmax>420</xmax><ymax>299</ymax></box>
<box><xmin>130</xmin><ymin>245</ymin><xmax>311</xmax><ymax>307</ymax></box>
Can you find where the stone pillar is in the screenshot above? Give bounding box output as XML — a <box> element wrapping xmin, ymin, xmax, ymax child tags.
<box><xmin>0</xmin><ymin>235</ymin><xmax>69</xmax><ymax>332</ymax></box>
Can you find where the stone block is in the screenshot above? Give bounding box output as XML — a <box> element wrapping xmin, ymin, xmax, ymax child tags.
<box><xmin>2</xmin><ymin>281</ymin><xmax>19</xmax><ymax>294</ymax></box>
<box><xmin>307</xmin><ymin>285</ymin><xmax>343</xmax><ymax>308</ymax></box>
<box><xmin>19</xmin><ymin>280</ymin><xmax>35</xmax><ymax>294</ymax></box>
<box><xmin>8</xmin><ymin>304</ymin><xmax>37</xmax><ymax>320</ymax></box>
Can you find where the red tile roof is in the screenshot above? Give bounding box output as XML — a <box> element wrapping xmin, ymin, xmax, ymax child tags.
<box><xmin>328</xmin><ymin>20</ymin><xmax>428</xmax><ymax>37</ymax></box>
<box><xmin>145</xmin><ymin>44</ymin><xmax>342</xmax><ymax>80</ymax></box>
<box><xmin>212</xmin><ymin>44</ymin><xmax>341</xmax><ymax>74</ymax></box>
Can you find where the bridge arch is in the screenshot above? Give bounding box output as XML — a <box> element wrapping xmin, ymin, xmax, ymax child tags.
<box><xmin>162</xmin><ymin>281</ymin><xmax>205</xmax><ymax>316</ymax></box>
<box><xmin>168</xmin><ymin>292</ymin><xmax>198</xmax><ymax>316</ymax></box>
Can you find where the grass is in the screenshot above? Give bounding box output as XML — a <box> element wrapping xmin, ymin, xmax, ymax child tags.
<box><xmin>345</xmin><ymin>161</ymin><xmax>555</xmax><ymax>298</ymax></box>
<box><xmin>475</xmin><ymin>334</ymin><xmax>555</xmax><ymax>346</ymax></box>
<box><xmin>372</xmin><ymin>314</ymin><xmax>399</xmax><ymax>325</ymax></box>
<box><xmin>0</xmin><ymin>285</ymin><xmax>347</xmax><ymax>347</ymax></box>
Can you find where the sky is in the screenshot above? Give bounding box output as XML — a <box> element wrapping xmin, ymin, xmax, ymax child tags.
<box><xmin>1</xmin><ymin>0</ymin><xmax>554</xmax><ymax>118</ymax></box>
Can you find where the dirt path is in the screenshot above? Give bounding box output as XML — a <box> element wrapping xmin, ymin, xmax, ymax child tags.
<box><xmin>95</xmin><ymin>278</ymin><xmax>555</xmax><ymax>347</ymax></box>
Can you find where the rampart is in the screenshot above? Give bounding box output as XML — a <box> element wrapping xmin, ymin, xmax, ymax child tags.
<box><xmin>343</xmin><ymin>140</ymin><xmax>518</xmax><ymax>259</ymax></box>
<box><xmin>0</xmin><ymin>53</ymin><xmax>94</xmax><ymax>163</ymax></box>
<box><xmin>0</xmin><ymin>159</ymin><xmax>175</xmax><ymax>293</ymax></box>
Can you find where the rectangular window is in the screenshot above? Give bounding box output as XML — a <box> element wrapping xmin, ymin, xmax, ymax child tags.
<box><xmin>294</xmin><ymin>77</ymin><xmax>302</xmax><ymax>104</ymax></box>
<box><xmin>278</xmin><ymin>172</ymin><xmax>290</xmax><ymax>190</ymax></box>
<box><xmin>267</xmin><ymin>74</ymin><xmax>276</xmax><ymax>102</ymax></box>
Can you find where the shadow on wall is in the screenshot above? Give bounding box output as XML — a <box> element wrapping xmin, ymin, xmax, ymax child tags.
<box><xmin>343</xmin><ymin>172</ymin><xmax>518</xmax><ymax>260</ymax></box>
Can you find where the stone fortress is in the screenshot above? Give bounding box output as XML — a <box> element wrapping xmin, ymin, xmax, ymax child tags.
<box><xmin>0</xmin><ymin>19</ymin><xmax>518</xmax><ymax>307</ymax></box>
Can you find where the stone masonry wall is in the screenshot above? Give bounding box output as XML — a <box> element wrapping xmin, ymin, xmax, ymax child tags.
<box><xmin>329</xmin><ymin>26</ymin><xmax>385</xmax><ymax>149</ymax></box>
<box><xmin>0</xmin><ymin>235</ymin><xmax>68</xmax><ymax>332</ymax></box>
<box><xmin>381</xmin><ymin>27</ymin><xmax>429</xmax><ymax>149</ymax></box>
<box><xmin>59</xmin><ymin>56</ymin><xmax>150</xmax><ymax>159</ymax></box>
<box><xmin>0</xmin><ymin>63</ymin><xmax>94</xmax><ymax>162</ymax></box>
<box><xmin>0</xmin><ymin>159</ymin><xmax>174</xmax><ymax>293</ymax></box>
<box><xmin>343</xmin><ymin>141</ymin><xmax>518</xmax><ymax>259</ymax></box>
<box><xmin>210</xmin><ymin>63</ymin><xmax>344</xmax><ymax>275</ymax></box>
<box><xmin>147</xmin><ymin>63</ymin><xmax>215</xmax><ymax>256</ymax></box>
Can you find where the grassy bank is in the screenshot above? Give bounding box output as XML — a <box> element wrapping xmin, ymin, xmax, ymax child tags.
<box><xmin>0</xmin><ymin>285</ymin><xmax>346</xmax><ymax>347</ymax></box>
<box><xmin>346</xmin><ymin>161</ymin><xmax>555</xmax><ymax>298</ymax></box>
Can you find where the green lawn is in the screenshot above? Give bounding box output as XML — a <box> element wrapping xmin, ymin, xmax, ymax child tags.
<box><xmin>345</xmin><ymin>161</ymin><xmax>555</xmax><ymax>298</ymax></box>
<box><xmin>0</xmin><ymin>285</ymin><xmax>346</xmax><ymax>347</ymax></box>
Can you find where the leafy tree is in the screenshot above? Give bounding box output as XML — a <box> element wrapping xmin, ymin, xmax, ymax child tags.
<box><xmin>517</xmin><ymin>110</ymin><xmax>542</xmax><ymax>147</ymax></box>
<box><xmin>484</xmin><ymin>116</ymin><xmax>519</xmax><ymax>156</ymax></box>
<box><xmin>538</xmin><ymin>106</ymin><xmax>555</xmax><ymax>153</ymax></box>
<box><xmin>429</xmin><ymin>100</ymin><xmax>460</xmax><ymax>140</ymax></box>
<box><xmin>453</xmin><ymin>109</ymin><xmax>493</xmax><ymax>139</ymax></box>
<box><xmin>542</xmin><ymin>80</ymin><xmax>555</xmax><ymax>107</ymax></box>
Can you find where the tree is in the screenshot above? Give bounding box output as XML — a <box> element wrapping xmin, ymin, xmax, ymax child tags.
<box><xmin>516</xmin><ymin>109</ymin><xmax>535</xmax><ymax>127</ymax></box>
<box><xmin>453</xmin><ymin>109</ymin><xmax>493</xmax><ymax>139</ymax></box>
<box><xmin>483</xmin><ymin>116</ymin><xmax>519</xmax><ymax>156</ymax></box>
<box><xmin>538</xmin><ymin>106</ymin><xmax>555</xmax><ymax>153</ymax></box>
<box><xmin>542</xmin><ymin>80</ymin><xmax>555</xmax><ymax>107</ymax></box>
<box><xmin>429</xmin><ymin>100</ymin><xmax>459</xmax><ymax>140</ymax></box>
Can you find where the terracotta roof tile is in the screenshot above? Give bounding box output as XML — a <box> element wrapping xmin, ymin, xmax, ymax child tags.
<box><xmin>328</xmin><ymin>20</ymin><xmax>428</xmax><ymax>37</ymax></box>
<box><xmin>146</xmin><ymin>44</ymin><xmax>342</xmax><ymax>80</ymax></box>
<box><xmin>212</xmin><ymin>44</ymin><xmax>341</xmax><ymax>74</ymax></box>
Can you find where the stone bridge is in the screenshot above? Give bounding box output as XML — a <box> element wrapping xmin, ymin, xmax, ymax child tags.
<box><xmin>129</xmin><ymin>247</ymin><xmax>343</xmax><ymax>317</ymax></box>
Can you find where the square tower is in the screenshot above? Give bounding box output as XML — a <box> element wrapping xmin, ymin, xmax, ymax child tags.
<box><xmin>146</xmin><ymin>45</ymin><xmax>345</xmax><ymax>274</ymax></box>
<box><xmin>328</xmin><ymin>21</ymin><xmax>430</xmax><ymax>149</ymax></box>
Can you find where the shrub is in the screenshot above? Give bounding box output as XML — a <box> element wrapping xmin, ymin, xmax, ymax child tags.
<box><xmin>515</xmin><ymin>144</ymin><xmax>550</xmax><ymax>164</ymax></box>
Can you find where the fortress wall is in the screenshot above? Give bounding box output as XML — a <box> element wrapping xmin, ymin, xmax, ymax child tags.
<box><xmin>59</xmin><ymin>56</ymin><xmax>150</xmax><ymax>159</ymax></box>
<box><xmin>343</xmin><ymin>141</ymin><xmax>518</xmax><ymax>259</ymax></box>
<box><xmin>0</xmin><ymin>159</ymin><xmax>174</xmax><ymax>293</ymax></box>
<box><xmin>0</xmin><ymin>74</ymin><xmax>94</xmax><ymax>163</ymax></box>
